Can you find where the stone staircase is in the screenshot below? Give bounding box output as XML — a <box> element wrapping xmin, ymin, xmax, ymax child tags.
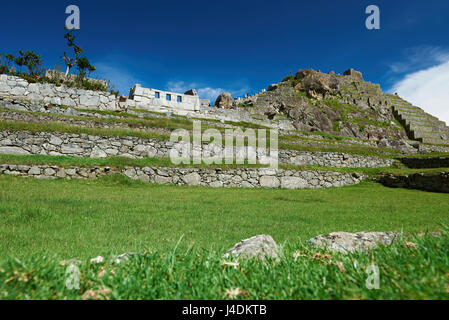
<box><xmin>387</xmin><ymin>95</ymin><xmax>449</xmax><ymax>145</ymax></box>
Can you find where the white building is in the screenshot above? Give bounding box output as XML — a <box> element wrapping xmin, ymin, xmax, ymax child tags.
<box><xmin>129</xmin><ymin>84</ymin><xmax>201</xmax><ymax>113</ymax></box>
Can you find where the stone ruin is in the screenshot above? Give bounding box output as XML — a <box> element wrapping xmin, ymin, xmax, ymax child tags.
<box><xmin>126</xmin><ymin>84</ymin><xmax>202</xmax><ymax>113</ymax></box>
<box><xmin>2</xmin><ymin>67</ymin><xmax>448</xmax><ymax>145</ymax></box>
<box><xmin>0</xmin><ymin>74</ymin><xmax>212</xmax><ymax>115</ymax></box>
<box><xmin>123</xmin><ymin>85</ymin><xmax>212</xmax><ymax>114</ymax></box>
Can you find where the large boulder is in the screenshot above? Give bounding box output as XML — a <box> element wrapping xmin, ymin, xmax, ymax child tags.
<box><xmin>295</xmin><ymin>68</ymin><xmax>316</xmax><ymax>80</ymax></box>
<box><xmin>308</xmin><ymin>231</ymin><xmax>400</xmax><ymax>254</ymax></box>
<box><xmin>214</xmin><ymin>92</ymin><xmax>234</xmax><ymax>109</ymax></box>
<box><xmin>267</xmin><ymin>83</ymin><xmax>281</xmax><ymax>91</ymax></box>
<box><xmin>223</xmin><ymin>235</ymin><xmax>279</xmax><ymax>260</ymax></box>
<box><xmin>378</xmin><ymin>138</ymin><xmax>416</xmax><ymax>153</ymax></box>
<box><xmin>284</xmin><ymin>97</ymin><xmax>335</xmax><ymax>132</ymax></box>
<box><xmin>294</xmin><ymin>69</ymin><xmax>340</xmax><ymax>99</ymax></box>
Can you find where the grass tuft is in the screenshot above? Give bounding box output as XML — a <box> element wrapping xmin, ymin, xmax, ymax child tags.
<box><xmin>0</xmin><ymin>230</ymin><xmax>448</xmax><ymax>299</ymax></box>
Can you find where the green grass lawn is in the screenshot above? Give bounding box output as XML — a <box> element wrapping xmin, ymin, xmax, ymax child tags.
<box><xmin>1</xmin><ymin>232</ymin><xmax>448</xmax><ymax>299</ymax></box>
<box><xmin>0</xmin><ymin>175</ymin><xmax>448</xmax><ymax>262</ymax></box>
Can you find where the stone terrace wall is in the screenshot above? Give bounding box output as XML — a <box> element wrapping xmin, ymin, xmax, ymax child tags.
<box><xmin>400</xmin><ymin>157</ymin><xmax>449</xmax><ymax>169</ymax></box>
<box><xmin>379</xmin><ymin>172</ymin><xmax>449</xmax><ymax>193</ymax></box>
<box><xmin>0</xmin><ymin>76</ymin><xmax>293</xmax><ymax>130</ymax></box>
<box><xmin>0</xmin><ymin>130</ymin><xmax>393</xmax><ymax>168</ymax></box>
<box><xmin>279</xmin><ymin>149</ymin><xmax>392</xmax><ymax>168</ymax></box>
<box><xmin>1</xmin><ymin>95</ymin><xmax>388</xmax><ymax>152</ymax></box>
<box><xmin>0</xmin><ymin>164</ymin><xmax>365</xmax><ymax>189</ymax></box>
<box><xmin>0</xmin><ymin>75</ymin><xmax>118</xmax><ymax>110</ymax></box>
<box><xmin>416</xmin><ymin>144</ymin><xmax>449</xmax><ymax>153</ymax></box>
<box><xmin>0</xmin><ymin>109</ymin><xmax>171</xmax><ymax>135</ymax></box>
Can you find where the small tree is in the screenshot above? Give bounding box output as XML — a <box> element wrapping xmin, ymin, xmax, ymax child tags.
<box><xmin>1</xmin><ymin>53</ymin><xmax>15</xmax><ymax>71</ymax></box>
<box><xmin>14</xmin><ymin>50</ymin><xmax>43</xmax><ymax>76</ymax></box>
<box><xmin>76</xmin><ymin>56</ymin><xmax>96</xmax><ymax>78</ymax></box>
<box><xmin>62</xmin><ymin>29</ymin><xmax>83</xmax><ymax>76</ymax></box>
<box><xmin>0</xmin><ymin>54</ymin><xmax>6</xmax><ymax>74</ymax></box>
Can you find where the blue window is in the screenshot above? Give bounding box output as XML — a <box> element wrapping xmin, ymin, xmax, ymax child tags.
<box><xmin>155</xmin><ymin>92</ymin><xmax>160</xmax><ymax>99</ymax></box>
<box><xmin>166</xmin><ymin>94</ymin><xmax>171</xmax><ymax>101</ymax></box>
<box><xmin>177</xmin><ymin>96</ymin><xmax>182</xmax><ymax>103</ymax></box>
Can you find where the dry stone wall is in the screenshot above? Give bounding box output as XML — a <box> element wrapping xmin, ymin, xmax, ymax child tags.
<box><xmin>278</xmin><ymin>149</ymin><xmax>392</xmax><ymax>168</ymax></box>
<box><xmin>0</xmin><ymin>163</ymin><xmax>365</xmax><ymax>189</ymax></box>
<box><xmin>400</xmin><ymin>157</ymin><xmax>449</xmax><ymax>169</ymax></box>
<box><xmin>0</xmin><ymin>75</ymin><xmax>117</xmax><ymax>110</ymax></box>
<box><xmin>0</xmin><ymin>76</ymin><xmax>294</xmax><ymax>130</ymax></box>
<box><xmin>0</xmin><ymin>130</ymin><xmax>165</xmax><ymax>158</ymax></box>
<box><xmin>379</xmin><ymin>172</ymin><xmax>449</xmax><ymax>193</ymax></box>
<box><xmin>416</xmin><ymin>144</ymin><xmax>449</xmax><ymax>153</ymax></box>
<box><xmin>0</xmin><ymin>130</ymin><xmax>393</xmax><ymax>168</ymax></box>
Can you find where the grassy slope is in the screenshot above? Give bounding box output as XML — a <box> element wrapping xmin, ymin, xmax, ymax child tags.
<box><xmin>0</xmin><ymin>108</ymin><xmax>405</xmax><ymax>157</ymax></box>
<box><xmin>0</xmin><ymin>175</ymin><xmax>448</xmax><ymax>262</ymax></box>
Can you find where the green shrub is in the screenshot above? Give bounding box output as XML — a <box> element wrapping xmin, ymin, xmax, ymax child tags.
<box><xmin>282</xmin><ymin>75</ymin><xmax>294</xmax><ymax>82</ymax></box>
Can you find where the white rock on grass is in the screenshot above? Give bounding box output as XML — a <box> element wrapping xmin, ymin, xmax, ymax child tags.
<box><xmin>90</xmin><ymin>256</ymin><xmax>105</xmax><ymax>264</ymax></box>
<box><xmin>223</xmin><ymin>235</ymin><xmax>279</xmax><ymax>260</ymax></box>
<box><xmin>111</xmin><ymin>252</ymin><xmax>137</xmax><ymax>264</ymax></box>
<box><xmin>308</xmin><ymin>231</ymin><xmax>401</xmax><ymax>254</ymax></box>
<box><xmin>59</xmin><ymin>259</ymin><xmax>82</xmax><ymax>266</ymax></box>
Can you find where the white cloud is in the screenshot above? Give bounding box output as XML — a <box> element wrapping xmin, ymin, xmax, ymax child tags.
<box><xmin>388</xmin><ymin>46</ymin><xmax>449</xmax><ymax>75</ymax></box>
<box><xmin>166</xmin><ymin>81</ymin><xmax>250</xmax><ymax>102</ymax></box>
<box><xmin>93</xmin><ymin>62</ymin><xmax>141</xmax><ymax>95</ymax></box>
<box><xmin>390</xmin><ymin>59</ymin><xmax>449</xmax><ymax>126</ymax></box>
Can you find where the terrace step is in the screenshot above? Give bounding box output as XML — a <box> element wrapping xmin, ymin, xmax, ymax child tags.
<box><xmin>389</xmin><ymin>95</ymin><xmax>449</xmax><ymax>145</ymax></box>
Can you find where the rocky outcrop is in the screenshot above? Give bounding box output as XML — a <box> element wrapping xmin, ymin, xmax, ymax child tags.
<box><xmin>237</xmin><ymin>68</ymin><xmax>409</xmax><ymax>141</ymax></box>
<box><xmin>308</xmin><ymin>231</ymin><xmax>400</xmax><ymax>253</ymax></box>
<box><xmin>377</xmin><ymin>137</ymin><xmax>416</xmax><ymax>153</ymax></box>
<box><xmin>0</xmin><ymin>163</ymin><xmax>365</xmax><ymax>189</ymax></box>
<box><xmin>295</xmin><ymin>69</ymin><xmax>340</xmax><ymax>99</ymax></box>
<box><xmin>214</xmin><ymin>92</ymin><xmax>234</xmax><ymax>109</ymax></box>
<box><xmin>223</xmin><ymin>235</ymin><xmax>279</xmax><ymax>260</ymax></box>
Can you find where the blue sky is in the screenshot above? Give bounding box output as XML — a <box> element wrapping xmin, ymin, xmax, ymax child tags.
<box><xmin>1</xmin><ymin>0</ymin><xmax>449</xmax><ymax>122</ymax></box>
